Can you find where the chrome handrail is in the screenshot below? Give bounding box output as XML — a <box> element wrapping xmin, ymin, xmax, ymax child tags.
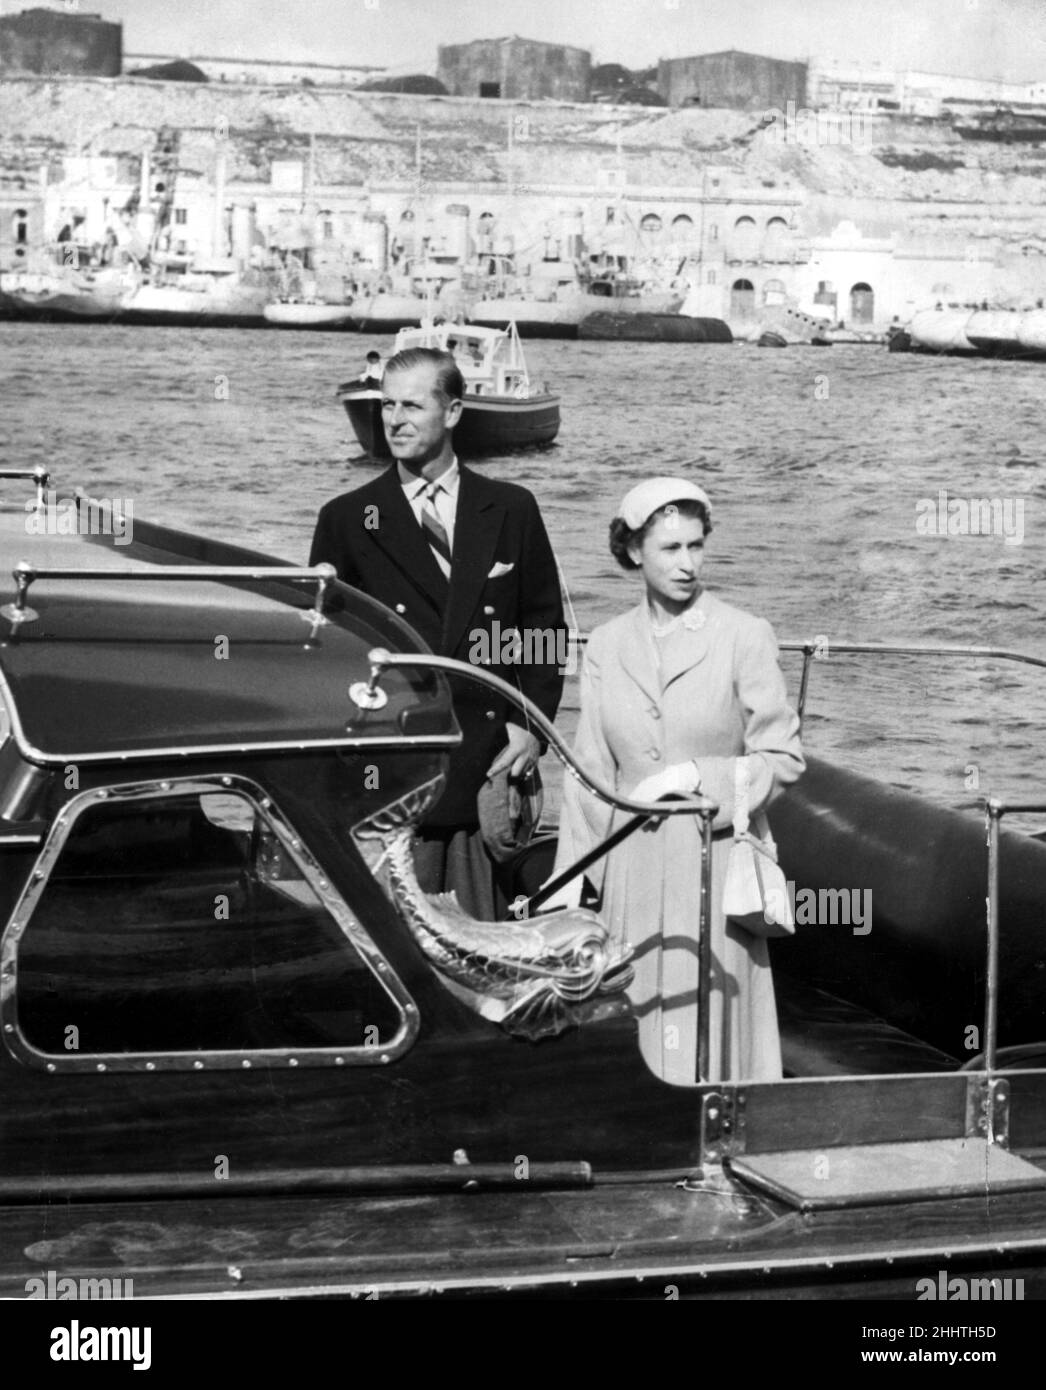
<box><xmin>778</xmin><ymin>639</ymin><xmax>1046</xmax><ymax>730</ymax></box>
<box><xmin>984</xmin><ymin>794</ymin><xmax>1046</xmax><ymax>1133</ymax></box>
<box><xmin>2</xmin><ymin>560</ymin><xmax>338</xmax><ymax>630</ymax></box>
<box><xmin>0</xmin><ymin>469</ymin><xmax>49</xmax><ymax>509</ymax></box>
<box><xmin>362</xmin><ymin>648</ymin><xmax>719</xmax><ymax>823</ymax></box>
<box><xmin>363</xmin><ymin>647</ymin><xmax>719</xmax><ymax>1084</ymax></box>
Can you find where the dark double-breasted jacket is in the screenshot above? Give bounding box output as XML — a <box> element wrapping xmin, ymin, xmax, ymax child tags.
<box><xmin>309</xmin><ymin>464</ymin><xmax>566</xmax><ymax>827</ymax></box>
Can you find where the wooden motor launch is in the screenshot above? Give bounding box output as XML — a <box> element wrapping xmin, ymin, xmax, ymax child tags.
<box><xmin>2</xmin><ymin>470</ymin><xmax>1046</xmax><ymax>1298</ymax></box>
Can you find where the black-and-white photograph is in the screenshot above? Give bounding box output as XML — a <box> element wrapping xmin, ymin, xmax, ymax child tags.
<box><xmin>2</xmin><ymin>0</ymin><xmax>1046</xmax><ymax>1344</ymax></box>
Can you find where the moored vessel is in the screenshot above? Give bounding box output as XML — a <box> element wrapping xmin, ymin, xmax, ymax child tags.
<box><xmin>0</xmin><ymin>260</ymin><xmax>135</xmax><ymax>323</ymax></box>
<box><xmin>337</xmin><ymin>319</ymin><xmax>560</xmax><ymax>457</ymax></box>
<box><xmin>3</xmin><ymin>471</ymin><xmax>1046</xmax><ymax>1299</ymax></box>
<box><xmin>907</xmin><ymin>308</ymin><xmax>977</xmax><ymax>354</ymax></box>
<box><xmin>263</xmin><ymin>300</ymin><xmax>357</xmax><ymax>330</ymax></box>
<box><xmin>578</xmin><ymin>311</ymin><xmax>732</xmax><ymax>343</ymax></box>
<box><xmin>965</xmin><ymin>309</ymin><xmax>1025</xmax><ymax>357</ymax></box>
<box><xmin>116</xmin><ymin>256</ymin><xmax>272</xmax><ymax>328</ymax></box>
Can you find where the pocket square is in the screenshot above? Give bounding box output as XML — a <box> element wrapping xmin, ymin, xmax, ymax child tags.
<box><xmin>487</xmin><ymin>561</ymin><xmax>515</xmax><ymax>579</ymax></box>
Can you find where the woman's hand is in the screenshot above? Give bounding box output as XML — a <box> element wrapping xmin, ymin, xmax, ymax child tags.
<box><xmin>630</xmin><ymin>760</ymin><xmax>702</xmax><ymax>804</ymax></box>
<box><xmin>536</xmin><ymin>875</ymin><xmax>584</xmax><ymax>912</ymax></box>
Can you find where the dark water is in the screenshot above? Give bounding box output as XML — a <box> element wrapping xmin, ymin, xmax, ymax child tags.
<box><xmin>3</xmin><ymin>321</ymin><xmax>1044</xmax><ymax>827</ymax></box>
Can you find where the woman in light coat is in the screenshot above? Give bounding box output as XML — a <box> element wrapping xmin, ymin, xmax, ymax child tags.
<box><xmin>550</xmin><ymin>477</ymin><xmax>804</xmax><ymax>1085</ymax></box>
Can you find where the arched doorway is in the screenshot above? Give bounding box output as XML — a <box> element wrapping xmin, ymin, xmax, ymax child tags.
<box><xmin>850</xmin><ymin>282</ymin><xmax>874</xmax><ymax>324</ymax></box>
<box><xmin>730</xmin><ymin>278</ymin><xmax>756</xmax><ymax>318</ymax></box>
<box><xmin>763</xmin><ymin>277</ymin><xmax>786</xmax><ymax>306</ymax></box>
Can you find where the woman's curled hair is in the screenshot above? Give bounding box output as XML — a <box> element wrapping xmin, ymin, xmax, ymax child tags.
<box><xmin>609</xmin><ymin>498</ymin><xmax>713</xmax><ymax>571</ymax></box>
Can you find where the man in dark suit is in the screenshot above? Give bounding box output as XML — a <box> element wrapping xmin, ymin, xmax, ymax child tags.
<box><xmin>309</xmin><ymin>347</ymin><xmax>566</xmax><ymax>918</ymax></box>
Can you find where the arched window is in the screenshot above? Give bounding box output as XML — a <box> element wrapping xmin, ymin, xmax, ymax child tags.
<box><xmin>763</xmin><ymin>277</ymin><xmax>786</xmax><ymax>306</ymax></box>
<box><xmin>730</xmin><ymin>277</ymin><xmax>755</xmax><ymax>318</ymax></box>
<box><xmin>764</xmin><ymin>215</ymin><xmax>790</xmax><ymax>261</ymax></box>
<box><xmin>730</xmin><ymin>216</ymin><xmax>759</xmax><ymax>262</ymax></box>
<box><xmin>671</xmin><ymin>213</ymin><xmax>694</xmax><ymax>235</ymax></box>
<box><xmin>639</xmin><ymin>213</ymin><xmax>663</xmax><ymax>234</ymax></box>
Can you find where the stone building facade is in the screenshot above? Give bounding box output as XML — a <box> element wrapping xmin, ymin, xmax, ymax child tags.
<box><xmin>657</xmin><ymin>50</ymin><xmax>807</xmax><ymax>111</ymax></box>
<box><xmin>438</xmin><ymin>36</ymin><xmax>591</xmax><ymax>103</ymax></box>
<box><xmin>0</xmin><ymin>7</ymin><xmax>121</xmax><ymax>78</ymax></box>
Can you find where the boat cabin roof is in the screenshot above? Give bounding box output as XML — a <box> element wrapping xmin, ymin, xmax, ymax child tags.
<box><xmin>0</xmin><ymin>497</ymin><xmax>456</xmax><ymax>765</ymax></box>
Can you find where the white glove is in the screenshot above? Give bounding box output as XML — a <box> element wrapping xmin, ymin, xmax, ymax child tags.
<box><xmin>536</xmin><ymin>874</ymin><xmax>583</xmax><ymax>913</ymax></box>
<box><xmin>630</xmin><ymin>760</ymin><xmax>701</xmax><ymax>805</ymax></box>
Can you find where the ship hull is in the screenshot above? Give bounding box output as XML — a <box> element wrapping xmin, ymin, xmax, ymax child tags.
<box><xmin>264</xmin><ymin>302</ymin><xmax>356</xmax><ymax>330</ymax></box>
<box><xmin>116</xmin><ymin>284</ymin><xmax>271</xmax><ymax>329</ymax></box>
<box><xmin>339</xmin><ymin>386</ymin><xmax>560</xmax><ymax>457</ymax></box>
<box><xmin>471</xmin><ymin>290</ymin><xmax>683</xmax><ymax>340</ymax></box>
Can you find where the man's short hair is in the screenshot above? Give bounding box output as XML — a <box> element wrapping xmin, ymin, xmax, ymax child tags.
<box><xmin>383</xmin><ymin>347</ymin><xmax>464</xmax><ymax>405</ymax></box>
<box><xmin>365</xmin><ymin>350</ymin><xmax>381</xmax><ymax>363</ymax></box>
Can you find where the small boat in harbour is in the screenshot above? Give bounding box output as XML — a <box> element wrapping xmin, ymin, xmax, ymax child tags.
<box><xmin>263</xmin><ymin>300</ymin><xmax>357</xmax><ymax>330</ymax></box>
<box><xmin>965</xmin><ymin>309</ymin><xmax>1024</xmax><ymax>357</ymax></box>
<box><xmin>757</xmin><ymin>330</ymin><xmax>788</xmax><ymax>348</ymax></box>
<box><xmin>906</xmin><ymin>308</ymin><xmax>977</xmax><ymax>354</ymax></box>
<box><xmin>337</xmin><ymin>319</ymin><xmax>560</xmax><ymax>458</ymax></box>
<box><xmin>899</xmin><ymin>307</ymin><xmax>1046</xmax><ymax>360</ymax></box>
<box><xmin>1016</xmin><ymin>309</ymin><xmax>1046</xmax><ymax>355</ymax></box>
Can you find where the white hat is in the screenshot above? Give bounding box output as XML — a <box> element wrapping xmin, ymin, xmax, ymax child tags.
<box><xmin>617</xmin><ymin>477</ymin><xmax>712</xmax><ymax>529</ymax></box>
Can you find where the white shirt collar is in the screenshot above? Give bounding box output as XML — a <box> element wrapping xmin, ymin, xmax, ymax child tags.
<box><xmin>398</xmin><ymin>457</ymin><xmax>460</xmax><ymax>499</ymax></box>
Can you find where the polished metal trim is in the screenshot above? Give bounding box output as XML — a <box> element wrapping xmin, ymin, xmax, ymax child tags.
<box><xmin>3</xmin><ymin>560</ymin><xmax>338</xmax><ymax>627</ymax></box>
<box><xmin>0</xmin><ymin>468</ymin><xmax>49</xmax><ymax>508</ymax></box>
<box><xmin>0</xmin><ymin>665</ymin><xmax>459</xmax><ymax>765</ymax></box>
<box><xmin>778</xmin><ymin>638</ymin><xmax>1046</xmax><ymax>729</ymax></box>
<box><xmin>979</xmin><ymin>793</ymin><xmax>1046</xmax><ymax>1136</ymax></box>
<box><xmin>1</xmin><ymin>774</ymin><xmax>419</xmax><ymax>1072</ymax></box>
<box><xmin>363</xmin><ymin>648</ymin><xmax>720</xmax><ymax>823</ymax></box>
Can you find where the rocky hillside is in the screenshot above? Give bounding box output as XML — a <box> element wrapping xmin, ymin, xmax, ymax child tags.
<box><xmin>3</xmin><ymin>74</ymin><xmax>1045</xmax><ymax>230</ymax></box>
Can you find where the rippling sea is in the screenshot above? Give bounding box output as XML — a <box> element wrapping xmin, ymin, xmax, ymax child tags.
<box><xmin>3</xmin><ymin>321</ymin><xmax>1044</xmax><ymax>828</ymax></box>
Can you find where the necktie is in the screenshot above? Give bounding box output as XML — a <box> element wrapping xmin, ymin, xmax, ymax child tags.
<box><xmin>420</xmin><ymin>481</ymin><xmax>452</xmax><ymax>577</ymax></box>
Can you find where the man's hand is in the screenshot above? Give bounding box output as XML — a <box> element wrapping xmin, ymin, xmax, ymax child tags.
<box><xmin>487</xmin><ymin>722</ymin><xmax>541</xmax><ymax>779</ymax></box>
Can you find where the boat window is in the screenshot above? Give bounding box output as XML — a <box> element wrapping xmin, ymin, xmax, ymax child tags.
<box><xmin>7</xmin><ymin>780</ymin><xmax>413</xmax><ymax>1070</ymax></box>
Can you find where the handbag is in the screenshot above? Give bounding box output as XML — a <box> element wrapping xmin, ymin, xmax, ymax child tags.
<box><xmin>721</xmin><ymin>756</ymin><xmax>794</xmax><ymax>939</ymax></box>
<box><xmin>478</xmin><ymin>765</ymin><xmax>544</xmax><ymax>864</ymax></box>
